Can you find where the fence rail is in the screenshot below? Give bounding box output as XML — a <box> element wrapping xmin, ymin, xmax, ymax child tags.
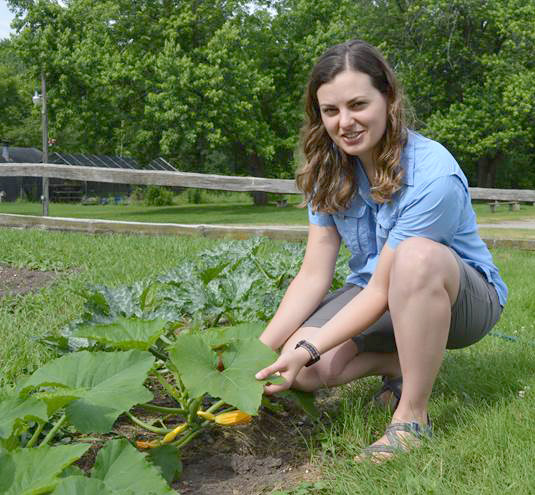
<box><xmin>0</xmin><ymin>163</ymin><xmax>299</xmax><ymax>194</ymax></box>
<box><xmin>2</xmin><ymin>163</ymin><xmax>535</xmax><ymax>202</ymax></box>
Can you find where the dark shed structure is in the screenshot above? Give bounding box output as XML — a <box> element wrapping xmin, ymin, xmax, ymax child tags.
<box><xmin>0</xmin><ymin>142</ymin><xmax>177</xmax><ymax>202</ymax></box>
<box><xmin>0</xmin><ymin>145</ymin><xmax>43</xmax><ymax>202</ymax></box>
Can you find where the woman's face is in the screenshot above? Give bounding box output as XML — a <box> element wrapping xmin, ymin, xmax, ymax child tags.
<box><xmin>317</xmin><ymin>69</ymin><xmax>388</xmax><ymax>170</ymax></box>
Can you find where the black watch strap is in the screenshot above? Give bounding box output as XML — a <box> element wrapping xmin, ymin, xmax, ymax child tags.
<box><xmin>295</xmin><ymin>340</ymin><xmax>320</xmax><ymax>367</ymax></box>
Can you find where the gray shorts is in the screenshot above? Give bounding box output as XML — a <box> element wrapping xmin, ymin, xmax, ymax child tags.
<box><xmin>302</xmin><ymin>251</ymin><xmax>503</xmax><ymax>352</ymax></box>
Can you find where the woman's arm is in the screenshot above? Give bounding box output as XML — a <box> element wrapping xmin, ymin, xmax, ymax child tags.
<box><xmin>256</xmin><ymin>242</ymin><xmax>395</xmax><ymax>391</ymax></box>
<box><xmin>259</xmin><ymin>223</ymin><xmax>341</xmax><ymax>350</ymax></box>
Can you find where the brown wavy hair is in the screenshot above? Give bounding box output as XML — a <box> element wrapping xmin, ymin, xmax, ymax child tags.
<box><xmin>296</xmin><ymin>40</ymin><xmax>409</xmax><ymax>212</ymax></box>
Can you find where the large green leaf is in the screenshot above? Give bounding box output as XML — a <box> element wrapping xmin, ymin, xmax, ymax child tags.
<box><xmin>19</xmin><ymin>351</ymin><xmax>154</xmax><ymax>433</ymax></box>
<box><xmin>72</xmin><ymin>318</ymin><xmax>168</xmax><ymax>351</ymax></box>
<box><xmin>204</xmin><ymin>322</ymin><xmax>265</xmax><ymax>349</ymax></box>
<box><xmin>91</xmin><ymin>439</ymin><xmax>176</xmax><ymax>494</ymax></box>
<box><xmin>31</xmin><ymin>389</ymin><xmax>86</xmax><ymax>417</ymax></box>
<box><xmin>0</xmin><ymin>396</ymin><xmax>48</xmax><ymax>439</ymax></box>
<box><xmin>169</xmin><ymin>334</ymin><xmax>283</xmax><ymax>415</ymax></box>
<box><xmin>0</xmin><ymin>443</ymin><xmax>90</xmax><ymax>495</ymax></box>
<box><xmin>279</xmin><ymin>389</ymin><xmax>320</xmax><ymax>420</ymax></box>
<box><xmin>50</xmin><ymin>476</ymin><xmax>122</xmax><ymax>495</ymax></box>
<box><xmin>146</xmin><ymin>445</ymin><xmax>182</xmax><ymax>485</ymax></box>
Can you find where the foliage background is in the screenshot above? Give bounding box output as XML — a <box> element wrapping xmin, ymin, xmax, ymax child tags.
<box><xmin>1</xmin><ymin>0</ymin><xmax>534</xmax><ymax>190</ymax></box>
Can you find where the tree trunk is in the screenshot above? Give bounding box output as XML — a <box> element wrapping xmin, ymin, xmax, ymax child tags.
<box><xmin>477</xmin><ymin>153</ymin><xmax>502</xmax><ymax>188</ymax></box>
<box><xmin>249</xmin><ymin>150</ymin><xmax>268</xmax><ymax>205</ymax></box>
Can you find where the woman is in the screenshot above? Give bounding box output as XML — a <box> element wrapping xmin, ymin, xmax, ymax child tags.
<box><xmin>255</xmin><ymin>40</ymin><xmax>507</xmax><ymax>461</ymax></box>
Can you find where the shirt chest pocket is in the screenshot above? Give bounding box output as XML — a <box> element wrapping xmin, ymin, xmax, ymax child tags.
<box><xmin>334</xmin><ymin>202</ymin><xmax>369</xmax><ymax>254</ymax></box>
<box><xmin>376</xmin><ymin>212</ymin><xmax>396</xmax><ymax>248</ymax></box>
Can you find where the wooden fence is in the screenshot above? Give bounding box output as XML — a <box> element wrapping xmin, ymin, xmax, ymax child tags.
<box><xmin>1</xmin><ymin>163</ymin><xmax>534</xmax><ymax>248</ymax></box>
<box><xmin>0</xmin><ymin>163</ymin><xmax>299</xmax><ymax>194</ymax></box>
<box><xmin>2</xmin><ymin>163</ymin><xmax>535</xmax><ymax>202</ymax></box>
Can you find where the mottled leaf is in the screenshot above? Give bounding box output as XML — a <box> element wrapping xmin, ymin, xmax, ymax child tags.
<box><xmin>73</xmin><ymin>317</ymin><xmax>168</xmax><ymax>351</ymax></box>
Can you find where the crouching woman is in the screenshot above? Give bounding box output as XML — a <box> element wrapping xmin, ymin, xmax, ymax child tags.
<box><xmin>256</xmin><ymin>39</ymin><xmax>507</xmax><ymax>461</ymax></box>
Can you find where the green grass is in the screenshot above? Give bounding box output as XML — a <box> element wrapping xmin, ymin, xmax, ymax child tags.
<box><xmin>479</xmin><ymin>228</ymin><xmax>535</xmax><ymax>241</ymax></box>
<box><xmin>0</xmin><ymin>198</ymin><xmax>309</xmax><ymax>225</ymax></box>
<box><xmin>1</xmin><ymin>199</ymin><xmax>534</xmax><ymax>229</ymax></box>
<box><xmin>472</xmin><ymin>201</ymin><xmax>535</xmax><ymax>224</ymax></box>
<box><xmin>1</xmin><ymin>229</ymin><xmax>534</xmax><ymax>494</ymax></box>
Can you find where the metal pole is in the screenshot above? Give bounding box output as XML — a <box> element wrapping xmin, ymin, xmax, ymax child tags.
<box><xmin>41</xmin><ymin>70</ymin><xmax>49</xmax><ymax>216</ymax></box>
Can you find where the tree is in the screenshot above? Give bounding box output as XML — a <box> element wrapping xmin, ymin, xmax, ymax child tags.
<box><xmin>349</xmin><ymin>0</ymin><xmax>535</xmax><ymax>187</ymax></box>
<box><xmin>0</xmin><ymin>39</ymin><xmax>40</xmax><ymax>147</ymax></box>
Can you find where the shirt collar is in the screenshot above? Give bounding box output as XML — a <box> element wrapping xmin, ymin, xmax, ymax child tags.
<box><xmin>355</xmin><ymin>130</ymin><xmax>415</xmax><ymax>198</ymax></box>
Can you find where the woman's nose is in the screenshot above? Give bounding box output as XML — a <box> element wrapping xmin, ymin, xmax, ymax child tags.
<box><xmin>339</xmin><ymin>108</ymin><xmax>354</xmax><ymax>129</ymax></box>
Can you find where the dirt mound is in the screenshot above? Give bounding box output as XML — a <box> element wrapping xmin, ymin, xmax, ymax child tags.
<box><xmin>0</xmin><ymin>263</ymin><xmax>59</xmax><ymax>297</ymax></box>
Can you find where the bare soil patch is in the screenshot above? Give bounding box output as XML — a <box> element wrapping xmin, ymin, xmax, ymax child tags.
<box><xmin>0</xmin><ymin>263</ymin><xmax>60</xmax><ymax>297</ymax></box>
<box><xmin>174</xmin><ymin>408</ymin><xmax>320</xmax><ymax>495</ymax></box>
<box><xmin>76</xmin><ymin>391</ymin><xmax>338</xmax><ymax>495</ymax></box>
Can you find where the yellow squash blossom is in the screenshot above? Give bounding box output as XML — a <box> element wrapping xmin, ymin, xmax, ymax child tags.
<box><xmin>214</xmin><ymin>410</ymin><xmax>252</xmax><ymax>425</ymax></box>
<box><xmin>197</xmin><ymin>409</ymin><xmax>252</xmax><ymax>425</ymax></box>
<box><xmin>197</xmin><ymin>410</ymin><xmax>216</xmax><ymax>421</ymax></box>
<box><xmin>135</xmin><ymin>439</ymin><xmax>160</xmax><ymax>449</ymax></box>
<box><xmin>162</xmin><ymin>423</ymin><xmax>188</xmax><ymax>444</ymax></box>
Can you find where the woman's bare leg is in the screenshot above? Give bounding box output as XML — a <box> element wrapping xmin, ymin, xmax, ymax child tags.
<box><xmin>358</xmin><ymin>237</ymin><xmax>460</xmax><ymax>460</ymax></box>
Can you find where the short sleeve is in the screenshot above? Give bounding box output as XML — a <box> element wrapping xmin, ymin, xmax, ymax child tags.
<box><xmin>307</xmin><ymin>203</ymin><xmax>335</xmax><ymax>227</ymax></box>
<box><xmin>387</xmin><ymin>174</ymin><xmax>466</xmax><ymax>249</ymax></box>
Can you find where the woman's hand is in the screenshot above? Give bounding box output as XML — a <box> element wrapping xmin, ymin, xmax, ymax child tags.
<box><xmin>255</xmin><ymin>347</ymin><xmax>311</xmax><ymax>395</ymax></box>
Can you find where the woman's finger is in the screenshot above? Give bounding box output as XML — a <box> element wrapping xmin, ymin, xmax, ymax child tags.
<box><xmin>263</xmin><ymin>380</ymin><xmax>291</xmax><ymax>395</ymax></box>
<box><xmin>255</xmin><ymin>365</ymin><xmax>276</xmax><ymax>381</ymax></box>
<box><xmin>256</xmin><ymin>358</ymin><xmax>286</xmax><ymax>380</ymax></box>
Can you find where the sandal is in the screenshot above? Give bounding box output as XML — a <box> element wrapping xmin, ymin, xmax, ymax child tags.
<box><xmin>373</xmin><ymin>375</ymin><xmax>402</xmax><ymax>411</ymax></box>
<box><xmin>357</xmin><ymin>416</ymin><xmax>433</xmax><ymax>461</ymax></box>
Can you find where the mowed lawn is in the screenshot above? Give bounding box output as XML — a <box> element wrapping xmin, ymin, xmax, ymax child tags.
<box><xmin>1</xmin><ymin>228</ymin><xmax>534</xmax><ymax>494</ymax></box>
<box><xmin>0</xmin><ymin>197</ymin><xmax>309</xmax><ymax>225</ymax></box>
<box><xmin>1</xmin><ymin>197</ymin><xmax>534</xmax><ymax>228</ymax></box>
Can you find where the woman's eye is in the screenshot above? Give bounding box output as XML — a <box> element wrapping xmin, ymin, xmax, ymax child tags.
<box><xmin>322</xmin><ymin>108</ymin><xmax>337</xmax><ymax>115</ymax></box>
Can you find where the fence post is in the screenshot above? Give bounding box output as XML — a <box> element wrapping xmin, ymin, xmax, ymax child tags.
<box><xmin>41</xmin><ymin>70</ymin><xmax>49</xmax><ymax>217</ymax></box>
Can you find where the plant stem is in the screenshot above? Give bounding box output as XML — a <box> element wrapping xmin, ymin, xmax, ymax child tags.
<box><xmin>149</xmin><ymin>347</ymin><xmax>168</xmax><ymax>362</ymax></box>
<box><xmin>159</xmin><ymin>335</ymin><xmax>174</xmax><ymax>346</ymax></box>
<box><xmin>253</xmin><ymin>257</ymin><xmax>273</xmax><ymax>281</ymax></box>
<box><xmin>26</xmin><ymin>421</ymin><xmax>45</xmax><ymax>448</ymax></box>
<box><xmin>126</xmin><ymin>411</ymin><xmax>168</xmax><ymax>434</ymax></box>
<box><xmin>138</xmin><ymin>403</ymin><xmax>186</xmax><ymax>416</ymax></box>
<box><xmin>152</xmin><ymin>368</ymin><xmax>184</xmax><ymax>406</ymax></box>
<box><xmin>166</xmin><ymin>362</ymin><xmax>187</xmax><ymax>396</ymax></box>
<box><xmin>173</xmin><ymin>427</ymin><xmax>204</xmax><ymax>448</ymax></box>
<box><xmin>206</xmin><ymin>399</ymin><xmax>226</xmax><ymax>414</ymax></box>
<box><xmin>38</xmin><ymin>414</ymin><xmax>67</xmax><ymax>447</ymax></box>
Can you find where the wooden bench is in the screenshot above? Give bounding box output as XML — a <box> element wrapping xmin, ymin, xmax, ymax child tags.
<box><xmin>488</xmin><ymin>201</ymin><xmax>520</xmax><ymax>213</ymax></box>
<box><xmin>469</xmin><ymin>187</ymin><xmax>535</xmax><ymax>213</ymax></box>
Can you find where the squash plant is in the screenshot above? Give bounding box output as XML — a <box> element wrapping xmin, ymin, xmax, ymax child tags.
<box><xmin>1</xmin><ymin>239</ymin><xmax>332</xmax><ymax>493</ymax></box>
<box><xmin>0</xmin><ymin>320</ymin><xmax>310</xmax><ymax>494</ymax></box>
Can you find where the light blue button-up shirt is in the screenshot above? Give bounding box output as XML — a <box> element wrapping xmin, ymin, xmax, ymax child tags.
<box><xmin>308</xmin><ymin>131</ymin><xmax>508</xmax><ymax>306</ymax></box>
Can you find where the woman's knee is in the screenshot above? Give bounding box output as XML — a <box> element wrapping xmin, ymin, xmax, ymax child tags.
<box><xmin>389</xmin><ymin>237</ymin><xmax>459</xmax><ymax>299</ymax></box>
